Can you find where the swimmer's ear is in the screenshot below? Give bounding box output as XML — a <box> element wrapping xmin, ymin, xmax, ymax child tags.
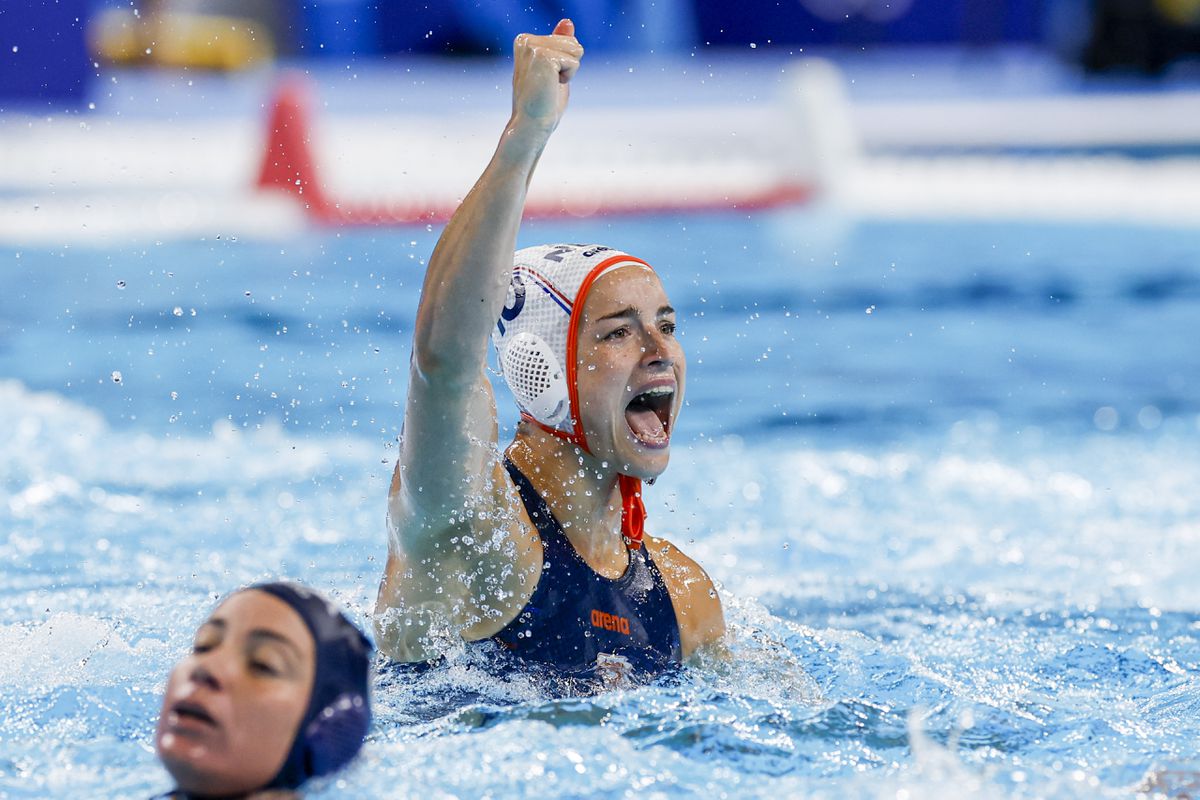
<box><xmin>553</xmin><ymin>19</ymin><xmax>574</xmax><ymax>37</ymax></box>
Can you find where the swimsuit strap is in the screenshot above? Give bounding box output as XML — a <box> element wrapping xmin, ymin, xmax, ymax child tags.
<box><xmin>503</xmin><ymin>457</ymin><xmax>562</xmax><ymax>542</ymax></box>
<box><xmin>493</xmin><ymin>458</ymin><xmax>683</xmax><ymax>676</ymax></box>
<box><xmin>504</xmin><ymin>453</ymin><xmax>645</xmax><ymax>550</ymax></box>
<box><xmin>504</xmin><ymin>457</ymin><xmax>639</xmax><ymax>582</ymax></box>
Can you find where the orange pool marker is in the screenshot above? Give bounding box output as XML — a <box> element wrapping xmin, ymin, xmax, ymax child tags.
<box><xmin>256</xmin><ymin>75</ymin><xmax>335</xmax><ymax>220</ymax></box>
<box><xmin>256</xmin><ymin>75</ymin><xmax>454</xmax><ymax>225</ymax></box>
<box><xmin>255</xmin><ymin>75</ymin><xmax>812</xmax><ymax>227</ymax></box>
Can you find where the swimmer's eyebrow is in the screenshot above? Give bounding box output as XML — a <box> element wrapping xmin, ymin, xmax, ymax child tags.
<box><xmin>200</xmin><ymin>618</ymin><xmax>305</xmax><ymax>660</ymax></box>
<box><xmin>595</xmin><ymin>305</ymin><xmax>675</xmax><ymax>322</ymax></box>
<box><xmin>246</xmin><ymin>628</ymin><xmax>306</xmax><ymax>660</ymax></box>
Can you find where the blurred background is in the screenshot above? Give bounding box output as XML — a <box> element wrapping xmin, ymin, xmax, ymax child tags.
<box><xmin>3</xmin><ymin>0</ymin><xmax>1200</xmax><ymax>244</ymax></box>
<box><xmin>4</xmin><ymin>0</ymin><xmax>1200</xmax><ymax>106</ymax></box>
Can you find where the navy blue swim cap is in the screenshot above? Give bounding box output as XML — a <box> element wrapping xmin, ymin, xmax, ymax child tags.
<box><xmin>247</xmin><ymin>582</ymin><xmax>373</xmax><ymax>791</ymax></box>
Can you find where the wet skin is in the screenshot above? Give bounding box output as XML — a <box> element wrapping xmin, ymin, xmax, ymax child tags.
<box><xmin>156</xmin><ymin>591</ymin><xmax>315</xmax><ymax>798</ymax></box>
<box><xmin>375</xmin><ymin>19</ymin><xmax>724</xmax><ymax>663</ymax></box>
<box><xmin>573</xmin><ymin>265</ymin><xmax>686</xmax><ymax>481</ymax></box>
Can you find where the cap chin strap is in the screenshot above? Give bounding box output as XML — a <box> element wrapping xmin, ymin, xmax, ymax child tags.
<box><xmin>617</xmin><ymin>473</ymin><xmax>645</xmax><ymax>550</ymax></box>
<box><xmin>520</xmin><ymin>411</ymin><xmax>646</xmax><ymax>550</ymax></box>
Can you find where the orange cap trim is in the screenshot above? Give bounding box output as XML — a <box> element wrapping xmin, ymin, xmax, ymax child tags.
<box><xmin>563</xmin><ymin>254</ymin><xmax>653</xmax><ymax>452</ymax></box>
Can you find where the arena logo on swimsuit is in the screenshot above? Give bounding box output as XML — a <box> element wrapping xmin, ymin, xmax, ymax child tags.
<box><xmin>590</xmin><ymin>609</ymin><xmax>631</xmax><ymax>635</ymax></box>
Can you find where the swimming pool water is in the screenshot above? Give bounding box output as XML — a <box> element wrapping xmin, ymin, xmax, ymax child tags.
<box><xmin>2</xmin><ymin>212</ymin><xmax>1200</xmax><ymax>797</ymax></box>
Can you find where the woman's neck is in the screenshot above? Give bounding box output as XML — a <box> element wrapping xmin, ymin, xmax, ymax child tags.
<box><xmin>507</xmin><ymin>425</ymin><xmax>628</xmax><ymax>577</ymax></box>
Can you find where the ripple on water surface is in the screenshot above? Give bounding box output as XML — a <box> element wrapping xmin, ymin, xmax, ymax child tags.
<box><xmin>3</xmin><ymin>380</ymin><xmax>1200</xmax><ymax>797</ymax></box>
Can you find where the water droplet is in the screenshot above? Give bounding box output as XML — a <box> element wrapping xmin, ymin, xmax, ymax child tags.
<box><xmin>1093</xmin><ymin>406</ymin><xmax>1119</xmax><ymax>431</ymax></box>
<box><xmin>111</xmin><ymin>371</ymin><xmax>123</xmax><ymax>384</ymax></box>
<box><xmin>172</xmin><ymin>306</ymin><xmax>183</xmax><ymax>317</ymax></box>
<box><xmin>116</xmin><ymin>280</ymin><xmax>126</xmax><ymax>289</ymax></box>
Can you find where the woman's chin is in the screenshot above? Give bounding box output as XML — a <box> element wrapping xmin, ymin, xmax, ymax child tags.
<box><xmin>171</xmin><ymin>769</ymin><xmax>253</xmax><ymax>799</ymax></box>
<box><xmin>619</xmin><ymin>434</ymin><xmax>671</xmax><ymax>477</ymax></box>
<box><xmin>160</xmin><ymin>749</ymin><xmax>250</xmax><ymax>799</ymax></box>
<box><xmin>161</xmin><ymin>757</ymin><xmax>215</xmax><ymax>795</ymax></box>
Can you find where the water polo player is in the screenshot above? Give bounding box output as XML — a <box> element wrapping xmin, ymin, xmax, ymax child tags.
<box><xmin>374</xmin><ymin>19</ymin><xmax>725</xmax><ymax>684</ymax></box>
<box><xmin>155</xmin><ymin>582</ymin><xmax>372</xmax><ymax>798</ymax></box>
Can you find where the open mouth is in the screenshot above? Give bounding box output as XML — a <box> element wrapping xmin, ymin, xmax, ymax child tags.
<box><xmin>173</xmin><ymin>700</ymin><xmax>218</xmax><ymax>728</ymax></box>
<box><xmin>625</xmin><ymin>385</ymin><xmax>673</xmax><ymax>447</ymax></box>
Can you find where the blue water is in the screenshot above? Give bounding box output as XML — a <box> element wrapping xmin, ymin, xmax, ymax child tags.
<box><xmin>3</xmin><ymin>212</ymin><xmax>1200</xmax><ymax>798</ymax></box>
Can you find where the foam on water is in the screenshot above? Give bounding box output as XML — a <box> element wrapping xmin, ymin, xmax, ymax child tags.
<box><xmin>3</xmin><ymin>375</ymin><xmax>1200</xmax><ymax>797</ymax></box>
<box><xmin>3</xmin><ymin>215</ymin><xmax>1200</xmax><ymax>797</ymax></box>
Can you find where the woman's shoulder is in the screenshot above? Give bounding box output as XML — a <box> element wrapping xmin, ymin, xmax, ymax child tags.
<box><xmin>643</xmin><ymin>536</ymin><xmax>725</xmax><ymax>658</ymax></box>
<box><xmin>377</xmin><ymin>456</ymin><xmax>544</xmax><ymax>659</ymax></box>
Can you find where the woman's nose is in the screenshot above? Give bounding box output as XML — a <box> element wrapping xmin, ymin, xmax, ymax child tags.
<box><xmin>189</xmin><ymin>655</ymin><xmax>225</xmax><ymax>691</ymax></box>
<box><xmin>640</xmin><ymin>328</ymin><xmax>675</xmax><ymax>367</ymax></box>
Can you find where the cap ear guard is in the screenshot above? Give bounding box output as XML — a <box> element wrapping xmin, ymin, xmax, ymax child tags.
<box><xmin>301</xmin><ymin>692</ymin><xmax>371</xmax><ymax>779</ymax></box>
<box><xmin>500</xmin><ymin>331</ymin><xmax>569</xmax><ymax>426</ymax></box>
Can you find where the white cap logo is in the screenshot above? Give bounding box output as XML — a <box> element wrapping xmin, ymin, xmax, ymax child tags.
<box><xmin>491</xmin><ymin>243</ymin><xmax>652</xmax><ymax>444</ymax></box>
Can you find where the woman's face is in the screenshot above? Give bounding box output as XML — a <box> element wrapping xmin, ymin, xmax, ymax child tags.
<box><xmin>156</xmin><ymin>590</ymin><xmax>316</xmax><ymax>797</ymax></box>
<box><xmin>574</xmin><ymin>265</ymin><xmax>686</xmax><ymax>479</ymax></box>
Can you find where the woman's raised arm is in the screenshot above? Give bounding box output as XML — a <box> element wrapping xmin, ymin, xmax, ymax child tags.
<box><xmin>395</xmin><ymin>19</ymin><xmax>582</xmax><ymax>527</ymax></box>
<box><xmin>376</xmin><ymin>22</ymin><xmax>584</xmax><ymax>659</ymax></box>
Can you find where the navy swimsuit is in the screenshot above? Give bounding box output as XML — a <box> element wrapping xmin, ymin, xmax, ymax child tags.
<box><xmin>490</xmin><ymin>459</ymin><xmax>682</xmax><ymax>681</ymax></box>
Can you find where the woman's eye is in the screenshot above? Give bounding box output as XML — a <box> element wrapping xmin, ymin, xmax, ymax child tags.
<box><xmin>192</xmin><ymin>623</ymin><xmax>222</xmax><ymax>652</ymax></box>
<box><xmin>660</xmin><ymin>321</ymin><xmax>676</xmax><ymax>335</ymax></box>
<box><xmin>603</xmin><ymin>327</ymin><xmax>629</xmax><ymax>340</ymax></box>
<box><xmin>250</xmin><ymin>660</ymin><xmax>279</xmax><ymax>676</ymax></box>
<box><xmin>191</xmin><ymin>634</ymin><xmax>218</xmax><ymax>653</ymax></box>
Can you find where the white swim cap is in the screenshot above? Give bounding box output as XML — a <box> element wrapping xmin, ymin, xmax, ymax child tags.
<box><xmin>492</xmin><ymin>243</ymin><xmax>653</xmax><ymax>449</ymax></box>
